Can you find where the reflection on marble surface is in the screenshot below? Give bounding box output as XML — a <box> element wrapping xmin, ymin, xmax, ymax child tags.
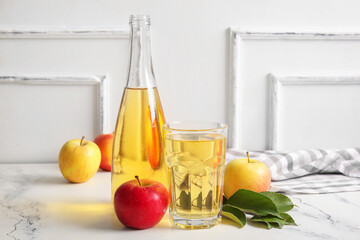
<box><xmin>0</xmin><ymin>163</ymin><xmax>360</xmax><ymax>240</ymax></box>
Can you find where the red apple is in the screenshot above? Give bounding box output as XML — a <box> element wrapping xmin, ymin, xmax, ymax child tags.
<box><xmin>114</xmin><ymin>176</ymin><xmax>169</xmax><ymax>229</ymax></box>
<box><xmin>93</xmin><ymin>133</ymin><xmax>113</xmax><ymax>171</ymax></box>
<box><xmin>223</xmin><ymin>152</ymin><xmax>271</xmax><ymax>198</ymax></box>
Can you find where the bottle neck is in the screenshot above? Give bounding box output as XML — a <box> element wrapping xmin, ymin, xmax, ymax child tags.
<box><xmin>126</xmin><ymin>23</ymin><xmax>156</xmax><ymax>88</ymax></box>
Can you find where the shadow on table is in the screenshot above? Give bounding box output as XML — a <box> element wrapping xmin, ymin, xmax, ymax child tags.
<box><xmin>34</xmin><ymin>175</ymin><xmax>69</xmax><ymax>185</ymax></box>
<box><xmin>48</xmin><ymin>201</ymin><xmax>172</xmax><ymax>231</ymax></box>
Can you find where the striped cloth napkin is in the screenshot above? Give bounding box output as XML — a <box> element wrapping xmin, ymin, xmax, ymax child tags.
<box><xmin>226</xmin><ymin>148</ymin><xmax>360</xmax><ymax>194</ymax></box>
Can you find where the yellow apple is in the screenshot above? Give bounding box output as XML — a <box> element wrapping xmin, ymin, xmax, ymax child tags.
<box><xmin>59</xmin><ymin>136</ymin><xmax>101</xmax><ymax>183</ymax></box>
<box><xmin>223</xmin><ymin>153</ymin><xmax>271</xmax><ymax>198</ymax></box>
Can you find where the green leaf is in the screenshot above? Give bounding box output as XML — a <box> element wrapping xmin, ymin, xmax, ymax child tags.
<box><xmin>251</xmin><ymin>215</ymin><xmax>286</xmax><ymax>229</ymax></box>
<box><xmin>226</xmin><ymin>189</ymin><xmax>282</xmax><ymax>218</ymax></box>
<box><xmin>250</xmin><ymin>216</ymin><xmax>273</xmax><ymax>229</ymax></box>
<box><xmin>280</xmin><ymin>212</ymin><xmax>297</xmax><ymax>226</ymax></box>
<box><xmin>260</xmin><ymin>192</ymin><xmax>294</xmax><ymax>212</ymax></box>
<box><xmin>222</xmin><ymin>204</ymin><xmax>246</xmax><ymax>228</ymax></box>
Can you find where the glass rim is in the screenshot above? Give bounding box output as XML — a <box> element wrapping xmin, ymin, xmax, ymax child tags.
<box><xmin>163</xmin><ymin>121</ymin><xmax>227</xmax><ymax>132</ymax></box>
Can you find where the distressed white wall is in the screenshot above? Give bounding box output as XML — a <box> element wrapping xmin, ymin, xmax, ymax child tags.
<box><xmin>1</xmin><ymin>0</ymin><xmax>360</xmax><ymax>162</ymax></box>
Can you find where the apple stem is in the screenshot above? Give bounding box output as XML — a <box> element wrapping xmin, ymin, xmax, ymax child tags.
<box><xmin>246</xmin><ymin>151</ymin><xmax>250</xmax><ymax>163</ymax></box>
<box><xmin>80</xmin><ymin>136</ymin><xmax>85</xmax><ymax>146</ymax></box>
<box><xmin>135</xmin><ymin>175</ymin><xmax>142</xmax><ymax>186</ymax></box>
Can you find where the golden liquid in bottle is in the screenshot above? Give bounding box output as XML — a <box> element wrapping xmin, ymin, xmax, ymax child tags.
<box><xmin>165</xmin><ymin>133</ymin><xmax>225</xmax><ymax>221</ymax></box>
<box><xmin>111</xmin><ymin>87</ymin><xmax>167</xmax><ymax>198</ymax></box>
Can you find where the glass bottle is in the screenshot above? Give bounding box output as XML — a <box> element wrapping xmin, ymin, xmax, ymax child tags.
<box><xmin>111</xmin><ymin>15</ymin><xmax>167</xmax><ymax>199</ymax></box>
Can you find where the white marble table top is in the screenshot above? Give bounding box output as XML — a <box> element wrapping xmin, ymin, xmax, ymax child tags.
<box><xmin>1</xmin><ymin>163</ymin><xmax>359</xmax><ymax>240</ymax></box>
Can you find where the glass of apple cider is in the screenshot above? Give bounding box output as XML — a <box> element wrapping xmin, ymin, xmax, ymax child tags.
<box><xmin>164</xmin><ymin>121</ymin><xmax>227</xmax><ymax>229</ymax></box>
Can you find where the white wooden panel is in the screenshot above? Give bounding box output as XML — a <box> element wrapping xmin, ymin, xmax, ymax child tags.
<box><xmin>230</xmin><ymin>28</ymin><xmax>360</xmax><ymax>150</ymax></box>
<box><xmin>0</xmin><ymin>75</ymin><xmax>108</xmax><ymax>163</ymax></box>
<box><xmin>1</xmin><ymin>1</ymin><xmax>360</xmax><ymax>158</ymax></box>
<box><xmin>0</xmin><ymin>28</ymin><xmax>129</xmax><ymax>162</ymax></box>
<box><xmin>269</xmin><ymin>74</ymin><xmax>360</xmax><ymax>150</ymax></box>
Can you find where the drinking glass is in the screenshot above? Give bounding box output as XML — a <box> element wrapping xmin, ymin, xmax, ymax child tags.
<box><xmin>164</xmin><ymin>121</ymin><xmax>227</xmax><ymax>229</ymax></box>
